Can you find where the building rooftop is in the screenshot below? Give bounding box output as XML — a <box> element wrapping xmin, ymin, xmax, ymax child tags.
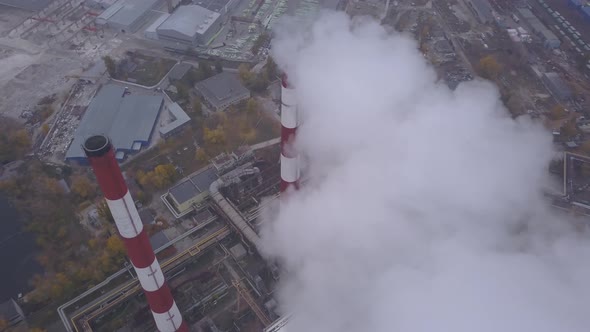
<box><xmin>159</xmin><ymin>102</ymin><xmax>190</xmax><ymax>136</ymax></box>
<box><xmin>144</xmin><ymin>12</ymin><xmax>170</xmax><ymax>36</ymax></box>
<box><xmin>543</xmin><ymin>72</ymin><xmax>572</xmax><ymax>100</ymax></box>
<box><xmin>167</xmin><ymin>63</ymin><xmax>192</xmax><ymax>81</ymax></box>
<box><xmin>468</xmin><ymin>0</ymin><xmax>493</xmax><ymax>22</ymax></box>
<box><xmin>191</xmin><ymin>0</ymin><xmax>234</xmax><ymax>12</ymax></box>
<box><xmin>517</xmin><ymin>8</ymin><xmax>535</xmax><ymax>19</ymax></box>
<box><xmin>195</xmin><ymin>72</ymin><xmax>249</xmax><ymax>108</ymax></box>
<box><xmin>0</xmin><ymin>0</ymin><xmax>52</xmax><ymax>11</ymax></box>
<box><xmin>158</xmin><ymin>5</ymin><xmax>220</xmax><ymax>38</ymax></box>
<box><xmin>169</xmin><ymin>180</ymin><xmax>201</xmax><ymax>205</ymax></box>
<box><xmin>66</xmin><ymin>85</ymin><xmax>163</xmax><ymax>161</ymax></box>
<box><xmin>97</xmin><ymin>0</ymin><xmax>161</xmax><ymax>28</ymax></box>
<box><xmin>190</xmin><ymin>166</ymin><xmax>218</xmax><ymax>191</ymax></box>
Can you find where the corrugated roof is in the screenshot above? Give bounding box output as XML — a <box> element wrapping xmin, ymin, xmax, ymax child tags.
<box><xmin>144</xmin><ymin>12</ymin><xmax>170</xmax><ymax>34</ymax></box>
<box><xmin>158</xmin><ymin>5</ymin><xmax>220</xmax><ymax>38</ymax></box>
<box><xmin>167</xmin><ymin>63</ymin><xmax>192</xmax><ymax>81</ymax></box>
<box><xmin>66</xmin><ymin>85</ymin><xmax>163</xmax><ymax>160</ymax></box>
<box><xmin>0</xmin><ymin>0</ymin><xmax>52</xmax><ymax>11</ymax></box>
<box><xmin>159</xmin><ymin>102</ymin><xmax>190</xmax><ymax>136</ymax></box>
<box><xmin>149</xmin><ymin>231</ymin><xmax>169</xmax><ymax>250</ymax></box>
<box><xmin>101</xmin><ymin>0</ymin><xmax>161</xmax><ymax>27</ymax></box>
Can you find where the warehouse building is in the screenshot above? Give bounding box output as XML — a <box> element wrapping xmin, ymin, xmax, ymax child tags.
<box><xmin>542</xmin><ymin>72</ymin><xmax>572</xmax><ymax>101</ymax></box>
<box><xmin>163</xmin><ymin>167</ymin><xmax>218</xmax><ymax>217</ymax></box>
<box><xmin>191</xmin><ymin>0</ymin><xmax>238</xmax><ymax>17</ymax></box>
<box><xmin>66</xmin><ymin>85</ymin><xmax>163</xmax><ymax>163</ymax></box>
<box><xmin>156</xmin><ymin>5</ymin><xmax>222</xmax><ymax>49</ymax></box>
<box><xmin>466</xmin><ymin>0</ymin><xmax>494</xmax><ymax>24</ymax></box>
<box><xmin>195</xmin><ymin>72</ymin><xmax>250</xmax><ymax>111</ymax></box>
<box><xmin>96</xmin><ymin>0</ymin><xmax>163</xmax><ymax>33</ymax></box>
<box><xmin>159</xmin><ymin>102</ymin><xmax>191</xmax><ymax>138</ymax></box>
<box><xmin>144</xmin><ymin>12</ymin><xmax>170</xmax><ymax>40</ymax></box>
<box><xmin>518</xmin><ymin>8</ymin><xmax>561</xmax><ymax>49</ymax></box>
<box><xmin>0</xmin><ymin>0</ymin><xmax>52</xmax><ymax>11</ymax></box>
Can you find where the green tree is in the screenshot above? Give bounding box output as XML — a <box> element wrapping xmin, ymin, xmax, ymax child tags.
<box><xmin>238</xmin><ymin>64</ymin><xmax>253</xmax><ymax>82</ymax></box>
<box><xmin>176</xmin><ymin>83</ymin><xmax>190</xmax><ymax>101</ymax></box>
<box><xmin>103</xmin><ymin>56</ymin><xmax>117</xmax><ymax>78</ymax></box>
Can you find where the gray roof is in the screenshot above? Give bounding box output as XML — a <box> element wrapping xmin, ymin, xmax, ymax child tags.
<box><xmin>157</xmin><ymin>5</ymin><xmax>220</xmax><ymax>38</ymax></box>
<box><xmin>195</xmin><ymin>72</ymin><xmax>250</xmax><ymax>108</ymax></box>
<box><xmin>169</xmin><ymin>166</ymin><xmax>218</xmax><ymax>204</ymax></box>
<box><xmin>543</xmin><ymin>72</ymin><xmax>571</xmax><ymax>100</ymax></box>
<box><xmin>97</xmin><ymin>0</ymin><xmax>161</xmax><ymax>27</ymax></box>
<box><xmin>0</xmin><ymin>299</ymin><xmax>23</xmax><ymax>321</ymax></box>
<box><xmin>517</xmin><ymin>8</ymin><xmax>535</xmax><ymax>19</ymax></box>
<box><xmin>0</xmin><ymin>0</ymin><xmax>52</xmax><ymax>11</ymax></box>
<box><xmin>468</xmin><ymin>0</ymin><xmax>493</xmax><ymax>22</ymax></box>
<box><xmin>66</xmin><ymin>85</ymin><xmax>163</xmax><ymax>160</ymax></box>
<box><xmin>168</xmin><ymin>63</ymin><xmax>192</xmax><ymax>81</ymax></box>
<box><xmin>159</xmin><ymin>102</ymin><xmax>190</xmax><ymax>136</ymax></box>
<box><xmin>190</xmin><ymin>167</ymin><xmax>218</xmax><ymax>191</ymax></box>
<box><xmin>169</xmin><ymin>180</ymin><xmax>200</xmax><ymax>205</ymax></box>
<box><xmin>149</xmin><ymin>231</ymin><xmax>169</xmax><ymax>250</ymax></box>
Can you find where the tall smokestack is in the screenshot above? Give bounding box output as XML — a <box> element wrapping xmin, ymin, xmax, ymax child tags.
<box><xmin>82</xmin><ymin>135</ymin><xmax>188</xmax><ymax>332</ymax></box>
<box><xmin>280</xmin><ymin>74</ymin><xmax>300</xmax><ymax>194</ymax></box>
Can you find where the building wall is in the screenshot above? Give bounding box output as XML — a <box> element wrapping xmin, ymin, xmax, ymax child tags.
<box><xmin>172</xmin><ymin>191</ymin><xmax>209</xmax><ymax>213</ymax></box>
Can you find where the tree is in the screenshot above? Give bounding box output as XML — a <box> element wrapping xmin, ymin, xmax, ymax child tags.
<box><xmin>561</xmin><ymin>120</ymin><xmax>579</xmax><ymax>140</ymax></box>
<box><xmin>246</xmin><ymin>98</ymin><xmax>258</xmax><ymax>114</ymax></box>
<box><xmin>203</xmin><ymin>126</ymin><xmax>226</xmax><ymax>145</ymax></box>
<box><xmin>198</xmin><ymin>60</ymin><xmax>213</xmax><ymax>78</ymax></box>
<box><xmin>12</xmin><ymin>129</ymin><xmax>31</xmax><ymax>150</ymax></box>
<box><xmin>478</xmin><ymin>55</ymin><xmax>502</xmax><ymax>80</ymax></box>
<box><xmin>42</xmin><ymin>123</ymin><xmax>50</xmax><ymax>136</ymax></box>
<box><xmin>215</xmin><ymin>59</ymin><xmax>223</xmax><ymax>73</ymax></box>
<box><xmin>195</xmin><ymin>149</ymin><xmax>208</xmax><ymax>162</ymax></box>
<box><xmin>103</xmin><ymin>56</ymin><xmax>117</xmax><ymax>78</ymax></box>
<box><xmin>192</xmin><ymin>98</ymin><xmax>203</xmax><ymax>117</ymax></box>
<box><xmin>264</xmin><ymin>56</ymin><xmax>278</xmax><ymax>79</ymax></box>
<box><xmin>70</xmin><ymin>175</ymin><xmax>94</xmax><ymax>200</ymax></box>
<box><xmin>176</xmin><ymin>83</ymin><xmax>190</xmax><ymax>101</ymax></box>
<box><xmin>106</xmin><ymin>235</ymin><xmax>126</xmax><ymax>257</ymax></box>
<box><xmin>238</xmin><ymin>64</ymin><xmax>253</xmax><ymax>82</ymax></box>
<box><xmin>548</xmin><ymin>105</ymin><xmax>567</xmax><ymax>120</ymax></box>
<box><xmin>97</xmin><ymin>200</ymin><xmax>114</xmax><ymax>224</ymax></box>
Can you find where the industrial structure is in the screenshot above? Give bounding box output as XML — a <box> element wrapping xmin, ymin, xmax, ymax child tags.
<box><xmin>66</xmin><ymin>84</ymin><xmax>164</xmax><ymax>162</ymax></box>
<box><xmin>542</xmin><ymin>72</ymin><xmax>572</xmax><ymax>101</ymax></box>
<box><xmin>156</xmin><ymin>5</ymin><xmax>222</xmax><ymax>48</ymax></box>
<box><xmin>517</xmin><ymin>7</ymin><xmax>561</xmax><ymax>49</ymax></box>
<box><xmin>280</xmin><ymin>74</ymin><xmax>300</xmax><ymax>194</ymax></box>
<box><xmin>95</xmin><ymin>0</ymin><xmax>163</xmax><ymax>33</ymax></box>
<box><xmin>159</xmin><ymin>102</ymin><xmax>190</xmax><ymax>139</ymax></box>
<box><xmin>195</xmin><ymin>72</ymin><xmax>251</xmax><ymax>111</ymax></box>
<box><xmin>82</xmin><ymin>135</ymin><xmax>188</xmax><ymax>332</ymax></box>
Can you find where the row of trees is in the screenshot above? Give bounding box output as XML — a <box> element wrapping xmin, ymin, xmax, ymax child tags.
<box><xmin>136</xmin><ymin>164</ymin><xmax>178</xmax><ymax>190</ymax></box>
<box><xmin>0</xmin><ymin>117</ymin><xmax>31</xmax><ymax>163</ymax></box>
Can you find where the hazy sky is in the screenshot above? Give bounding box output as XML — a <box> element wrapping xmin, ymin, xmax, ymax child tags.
<box><xmin>260</xmin><ymin>11</ymin><xmax>590</xmax><ymax>332</ymax></box>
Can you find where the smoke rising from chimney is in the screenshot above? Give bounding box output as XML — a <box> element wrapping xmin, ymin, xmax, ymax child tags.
<box><xmin>261</xmin><ymin>12</ymin><xmax>590</xmax><ymax>332</ymax></box>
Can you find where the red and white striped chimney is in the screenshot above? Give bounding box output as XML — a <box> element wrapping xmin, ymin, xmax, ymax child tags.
<box><xmin>82</xmin><ymin>135</ymin><xmax>188</xmax><ymax>332</ymax></box>
<box><xmin>280</xmin><ymin>74</ymin><xmax>300</xmax><ymax>194</ymax></box>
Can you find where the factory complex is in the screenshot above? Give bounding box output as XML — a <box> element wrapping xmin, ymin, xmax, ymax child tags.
<box><xmin>65</xmin><ymin>85</ymin><xmax>164</xmax><ymax>162</ymax></box>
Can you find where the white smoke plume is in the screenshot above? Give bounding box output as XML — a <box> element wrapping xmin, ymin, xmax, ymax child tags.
<box><xmin>261</xmin><ymin>11</ymin><xmax>590</xmax><ymax>332</ymax></box>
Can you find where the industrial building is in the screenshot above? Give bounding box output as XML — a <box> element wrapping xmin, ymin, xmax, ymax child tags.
<box><xmin>66</xmin><ymin>85</ymin><xmax>163</xmax><ymax>162</ymax></box>
<box><xmin>542</xmin><ymin>72</ymin><xmax>572</xmax><ymax>101</ymax></box>
<box><xmin>164</xmin><ymin>167</ymin><xmax>219</xmax><ymax>217</ymax></box>
<box><xmin>466</xmin><ymin>0</ymin><xmax>494</xmax><ymax>24</ymax></box>
<box><xmin>144</xmin><ymin>12</ymin><xmax>170</xmax><ymax>40</ymax></box>
<box><xmin>85</xmin><ymin>0</ymin><xmax>118</xmax><ymax>9</ymax></box>
<box><xmin>517</xmin><ymin>8</ymin><xmax>561</xmax><ymax>49</ymax></box>
<box><xmin>0</xmin><ymin>299</ymin><xmax>25</xmax><ymax>328</ymax></box>
<box><xmin>195</xmin><ymin>72</ymin><xmax>251</xmax><ymax>111</ymax></box>
<box><xmin>156</xmin><ymin>5</ymin><xmax>222</xmax><ymax>49</ymax></box>
<box><xmin>190</xmin><ymin>0</ymin><xmax>237</xmax><ymax>16</ymax></box>
<box><xmin>0</xmin><ymin>0</ymin><xmax>52</xmax><ymax>11</ymax></box>
<box><xmin>159</xmin><ymin>102</ymin><xmax>191</xmax><ymax>138</ymax></box>
<box><xmin>96</xmin><ymin>0</ymin><xmax>163</xmax><ymax>33</ymax></box>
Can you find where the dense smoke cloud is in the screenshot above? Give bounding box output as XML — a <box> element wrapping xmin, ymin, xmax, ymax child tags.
<box><xmin>261</xmin><ymin>11</ymin><xmax>590</xmax><ymax>332</ymax></box>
